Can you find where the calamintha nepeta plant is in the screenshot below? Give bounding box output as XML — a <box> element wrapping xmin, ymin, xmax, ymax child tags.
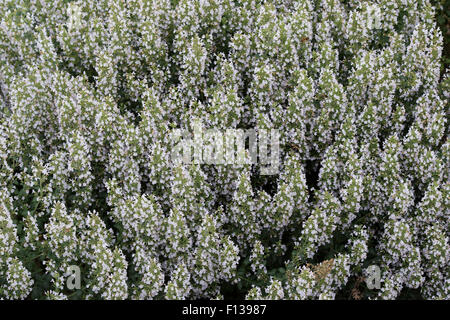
<box><xmin>0</xmin><ymin>0</ymin><xmax>448</xmax><ymax>300</ymax></box>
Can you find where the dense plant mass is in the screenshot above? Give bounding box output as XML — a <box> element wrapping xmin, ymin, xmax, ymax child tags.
<box><xmin>0</xmin><ymin>0</ymin><xmax>449</xmax><ymax>300</ymax></box>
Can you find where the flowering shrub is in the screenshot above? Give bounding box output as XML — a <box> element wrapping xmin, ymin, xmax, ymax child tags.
<box><xmin>0</xmin><ymin>0</ymin><xmax>448</xmax><ymax>300</ymax></box>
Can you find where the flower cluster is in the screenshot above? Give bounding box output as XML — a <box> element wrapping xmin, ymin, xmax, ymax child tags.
<box><xmin>0</xmin><ymin>0</ymin><xmax>448</xmax><ymax>300</ymax></box>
